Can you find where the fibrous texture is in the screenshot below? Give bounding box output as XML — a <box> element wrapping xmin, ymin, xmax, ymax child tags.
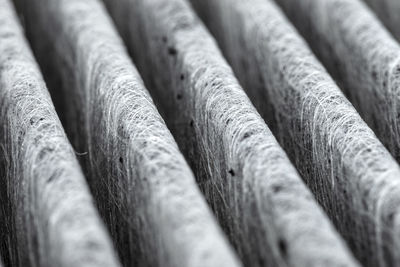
<box><xmin>190</xmin><ymin>0</ymin><xmax>400</xmax><ymax>266</ymax></box>
<box><xmin>102</xmin><ymin>0</ymin><xmax>360</xmax><ymax>266</ymax></box>
<box><xmin>13</xmin><ymin>0</ymin><xmax>241</xmax><ymax>267</ymax></box>
<box><xmin>0</xmin><ymin>0</ymin><xmax>120</xmax><ymax>266</ymax></box>
<box><xmin>363</xmin><ymin>0</ymin><xmax>400</xmax><ymax>41</ymax></box>
<box><xmin>273</xmin><ymin>0</ymin><xmax>400</xmax><ymax>163</ymax></box>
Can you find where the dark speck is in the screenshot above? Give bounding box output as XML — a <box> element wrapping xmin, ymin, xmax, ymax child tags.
<box><xmin>119</xmin><ymin>157</ymin><xmax>123</xmax><ymax>164</ymax></box>
<box><xmin>242</xmin><ymin>132</ymin><xmax>250</xmax><ymax>140</ymax></box>
<box><xmin>372</xmin><ymin>71</ymin><xmax>377</xmax><ymax>80</ymax></box>
<box><xmin>190</xmin><ymin>120</ymin><xmax>194</xmax><ymax>127</ymax></box>
<box><xmin>86</xmin><ymin>240</ymin><xmax>101</xmax><ymax>250</ymax></box>
<box><xmin>47</xmin><ymin>174</ymin><xmax>56</xmax><ymax>184</ymax></box>
<box><xmin>228</xmin><ymin>169</ymin><xmax>235</xmax><ymax>176</ymax></box>
<box><xmin>180</xmin><ymin>74</ymin><xmax>185</xmax><ymax>80</ymax></box>
<box><xmin>176</xmin><ymin>93</ymin><xmax>182</xmax><ymax>100</ymax></box>
<box><xmin>30</xmin><ymin>117</ymin><xmax>44</xmax><ymax>125</ymax></box>
<box><xmin>272</xmin><ymin>185</ymin><xmax>282</xmax><ymax>193</ymax></box>
<box><xmin>168</xmin><ymin>47</ymin><xmax>177</xmax><ymax>55</ymax></box>
<box><xmin>278</xmin><ymin>239</ymin><xmax>287</xmax><ymax>257</ymax></box>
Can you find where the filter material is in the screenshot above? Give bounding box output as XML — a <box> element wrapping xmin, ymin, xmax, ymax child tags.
<box><xmin>190</xmin><ymin>0</ymin><xmax>400</xmax><ymax>266</ymax></box>
<box><xmin>103</xmin><ymin>0</ymin><xmax>361</xmax><ymax>266</ymax></box>
<box><xmin>0</xmin><ymin>0</ymin><xmax>120</xmax><ymax>266</ymax></box>
<box><xmin>13</xmin><ymin>0</ymin><xmax>241</xmax><ymax>267</ymax></box>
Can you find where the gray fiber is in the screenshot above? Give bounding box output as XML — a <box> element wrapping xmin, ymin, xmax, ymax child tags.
<box><xmin>274</xmin><ymin>0</ymin><xmax>400</xmax><ymax>164</ymax></box>
<box><xmin>0</xmin><ymin>0</ymin><xmax>400</xmax><ymax>266</ymax></box>
<box><xmin>190</xmin><ymin>0</ymin><xmax>400</xmax><ymax>266</ymax></box>
<box><xmin>12</xmin><ymin>0</ymin><xmax>241</xmax><ymax>267</ymax></box>
<box><xmin>0</xmin><ymin>0</ymin><xmax>121</xmax><ymax>266</ymax></box>
<box><xmin>102</xmin><ymin>0</ymin><xmax>361</xmax><ymax>266</ymax></box>
<box><xmin>363</xmin><ymin>0</ymin><xmax>400</xmax><ymax>42</ymax></box>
